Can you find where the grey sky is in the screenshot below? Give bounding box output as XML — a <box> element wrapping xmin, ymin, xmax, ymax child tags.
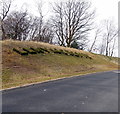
<box><xmin>12</xmin><ymin>0</ymin><xmax>119</xmax><ymax>22</ymax></box>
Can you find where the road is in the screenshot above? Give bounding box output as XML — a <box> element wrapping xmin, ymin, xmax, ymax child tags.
<box><xmin>2</xmin><ymin>70</ymin><xmax>118</xmax><ymax>112</ymax></box>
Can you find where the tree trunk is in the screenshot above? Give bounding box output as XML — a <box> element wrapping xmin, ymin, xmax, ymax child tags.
<box><xmin>89</xmin><ymin>36</ymin><xmax>97</xmax><ymax>52</ymax></box>
<box><xmin>105</xmin><ymin>41</ymin><xmax>109</xmax><ymax>56</ymax></box>
<box><xmin>110</xmin><ymin>38</ymin><xmax>116</xmax><ymax>57</ymax></box>
<box><xmin>1</xmin><ymin>23</ymin><xmax>6</xmax><ymax>40</ymax></box>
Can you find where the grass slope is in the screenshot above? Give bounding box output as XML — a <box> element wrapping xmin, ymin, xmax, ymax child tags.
<box><xmin>1</xmin><ymin>40</ymin><xmax>119</xmax><ymax>89</ymax></box>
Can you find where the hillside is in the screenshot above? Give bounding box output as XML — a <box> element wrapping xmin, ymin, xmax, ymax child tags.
<box><xmin>1</xmin><ymin>40</ymin><xmax>119</xmax><ymax>89</ymax></box>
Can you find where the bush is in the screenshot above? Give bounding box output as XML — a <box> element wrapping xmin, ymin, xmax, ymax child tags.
<box><xmin>20</xmin><ymin>51</ymin><xmax>29</xmax><ymax>55</ymax></box>
<box><xmin>13</xmin><ymin>47</ymin><xmax>92</xmax><ymax>58</ymax></box>
<box><xmin>13</xmin><ymin>48</ymin><xmax>28</xmax><ymax>55</ymax></box>
<box><xmin>71</xmin><ymin>41</ymin><xmax>79</xmax><ymax>49</ymax></box>
<box><xmin>49</xmin><ymin>48</ymin><xmax>61</xmax><ymax>54</ymax></box>
<box><xmin>64</xmin><ymin>52</ymin><xmax>69</xmax><ymax>55</ymax></box>
<box><xmin>32</xmin><ymin>48</ymin><xmax>44</xmax><ymax>53</ymax></box>
<box><xmin>54</xmin><ymin>50</ymin><xmax>62</xmax><ymax>54</ymax></box>
<box><xmin>39</xmin><ymin>48</ymin><xmax>50</xmax><ymax>53</ymax></box>
<box><xmin>30</xmin><ymin>47</ymin><xmax>38</xmax><ymax>52</ymax></box>
<box><xmin>61</xmin><ymin>50</ymin><xmax>69</xmax><ymax>55</ymax></box>
<box><xmin>57</xmin><ymin>49</ymin><xmax>66</xmax><ymax>54</ymax></box>
<box><xmin>23</xmin><ymin>48</ymin><xmax>37</xmax><ymax>54</ymax></box>
<box><xmin>74</xmin><ymin>53</ymin><xmax>80</xmax><ymax>57</ymax></box>
<box><xmin>79</xmin><ymin>53</ymin><xmax>92</xmax><ymax>59</ymax></box>
<box><xmin>68</xmin><ymin>52</ymin><xmax>75</xmax><ymax>56</ymax></box>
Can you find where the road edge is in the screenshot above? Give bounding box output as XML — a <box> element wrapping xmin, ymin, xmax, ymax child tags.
<box><xmin>1</xmin><ymin>70</ymin><xmax>117</xmax><ymax>92</ymax></box>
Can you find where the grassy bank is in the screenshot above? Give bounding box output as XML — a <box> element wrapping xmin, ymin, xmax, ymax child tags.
<box><xmin>1</xmin><ymin>40</ymin><xmax>119</xmax><ymax>89</ymax></box>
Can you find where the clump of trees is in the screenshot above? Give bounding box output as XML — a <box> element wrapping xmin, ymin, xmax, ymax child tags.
<box><xmin>0</xmin><ymin>0</ymin><xmax>118</xmax><ymax>57</ymax></box>
<box><xmin>0</xmin><ymin>0</ymin><xmax>54</xmax><ymax>43</ymax></box>
<box><xmin>89</xmin><ymin>20</ymin><xmax>118</xmax><ymax>57</ymax></box>
<box><xmin>4</xmin><ymin>11</ymin><xmax>31</xmax><ymax>40</ymax></box>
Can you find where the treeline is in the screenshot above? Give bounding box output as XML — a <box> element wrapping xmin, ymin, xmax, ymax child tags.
<box><xmin>0</xmin><ymin>0</ymin><xmax>118</xmax><ymax>56</ymax></box>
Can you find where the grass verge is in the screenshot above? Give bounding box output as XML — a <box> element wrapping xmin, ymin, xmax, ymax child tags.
<box><xmin>1</xmin><ymin>40</ymin><xmax>119</xmax><ymax>89</ymax></box>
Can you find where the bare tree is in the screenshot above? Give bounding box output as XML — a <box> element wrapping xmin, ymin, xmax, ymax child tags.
<box><xmin>41</xmin><ymin>22</ymin><xmax>54</xmax><ymax>44</ymax></box>
<box><xmin>34</xmin><ymin>0</ymin><xmax>44</xmax><ymax>41</ymax></box>
<box><xmin>0</xmin><ymin>0</ymin><xmax>13</xmax><ymax>40</ymax></box>
<box><xmin>52</xmin><ymin>2</ymin><xmax>65</xmax><ymax>46</ymax></box>
<box><xmin>110</xmin><ymin>36</ymin><xmax>116</xmax><ymax>57</ymax></box>
<box><xmin>32</xmin><ymin>21</ymin><xmax>54</xmax><ymax>43</ymax></box>
<box><xmin>103</xmin><ymin>20</ymin><xmax>118</xmax><ymax>56</ymax></box>
<box><xmin>52</xmin><ymin>0</ymin><xmax>95</xmax><ymax>48</ymax></box>
<box><xmin>29</xmin><ymin>17</ymin><xmax>40</xmax><ymax>40</ymax></box>
<box><xmin>99</xmin><ymin>37</ymin><xmax>106</xmax><ymax>55</ymax></box>
<box><xmin>89</xmin><ymin>27</ymin><xmax>101</xmax><ymax>52</ymax></box>
<box><xmin>97</xmin><ymin>19</ymin><xmax>118</xmax><ymax>56</ymax></box>
<box><xmin>28</xmin><ymin>0</ymin><xmax>54</xmax><ymax>43</ymax></box>
<box><xmin>4</xmin><ymin>11</ymin><xmax>31</xmax><ymax>41</ymax></box>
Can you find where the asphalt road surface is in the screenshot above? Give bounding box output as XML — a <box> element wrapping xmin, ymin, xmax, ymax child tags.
<box><xmin>2</xmin><ymin>70</ymin><xmax>119</xmax><ymax>112</ymax></box>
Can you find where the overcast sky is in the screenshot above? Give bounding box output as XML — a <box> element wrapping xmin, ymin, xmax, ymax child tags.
<box><xmin>12</xmin><ymin>0</ymin><xmax>119</xmax><ymax>22</ymax></box>
<box><xmin>11</xmin><ymin>0</ymin><xmax>119</xmax><ymax>56</ymax></box>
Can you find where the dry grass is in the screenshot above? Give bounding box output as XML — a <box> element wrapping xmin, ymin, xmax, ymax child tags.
<box><xmin>1</xmin><ymin>40</ymin><xmax>119</xmax><ymax>89</ymax></box>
